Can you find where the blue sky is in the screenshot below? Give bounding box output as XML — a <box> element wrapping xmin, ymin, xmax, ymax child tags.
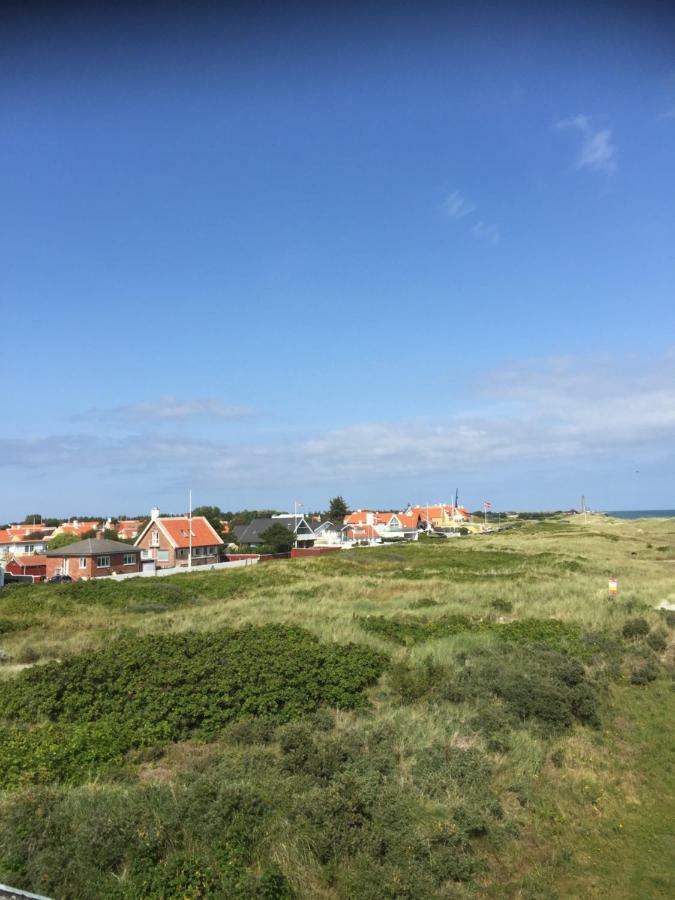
<box><xmin>2</xmin><ymin>2</ymin><xmax>675</xmax><ymax>519</ymax></box>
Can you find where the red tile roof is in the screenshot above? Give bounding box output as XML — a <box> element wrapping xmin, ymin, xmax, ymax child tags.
<box><xmin>59</xmin><ymin>522</ymin><xmax>101</xmax><ymax>536</ymax></box>
<box><xmin>8</xmin><ymin>555</ymin><xmax>47</xmax><ymax>569</ymax></box>
<box><xmin>157</xmin><ymin>516</ymin><xmax>224</xmax><ymax>548</ymax></box>
<box><xmin>345</xmin><ymin>524</ymin><xmax>379</xmax><ymax>540</ymax></box>
<box><xmin>0</xmin><ymin>530</ymin><xmax>47</xmax><ymax>544</ymax></box>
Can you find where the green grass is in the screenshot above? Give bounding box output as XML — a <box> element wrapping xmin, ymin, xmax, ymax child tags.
<box><xmin>0</xmin><ymin>512</ymin><xmax>673</xmax><ymax>898</ymax></box>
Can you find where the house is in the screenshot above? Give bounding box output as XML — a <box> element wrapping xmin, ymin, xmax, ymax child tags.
<box><xmin>311</xmin><ymin>521</ymin><xmax>344</xmax><ymax>547</ymax></box>
<box><xmin>111</xmin><ymin>519</ymin><xmax>143</xmax><ymax>541</ymax></box>
<box><xmin>0</xmin><ymin>529</ymin><xmax>50</xmax><ymax>558</ymax></box>
<box><xmin>134</xmin><ymin>507</ymin><xmax>224</xmax><ymax>569</ymax></box>
<box><xmin>5</xmin><ymin>554</ymin><xmax>47</xmax><ymax>582</ymax></box>
<box><xmin>343</xmin><ymin>510</ymin><xmax>420</xmax><ymax>542</ymax></box>
<box><xmin>343</xmin><ymin>523</ymin><xmax>380</xmax><ymax>543</ymax></box>
<box><xmin>51</xmin><ymin>519</ymin><xmax>102</xmax><ymax>540</ymax></box>
<box><xmin>46</xmin><ymin>537</ymin><xmax>144</xmax><ymax>581</ymax></box>
<box><xmin>233</xmin><ymin>515</ymin><xmax>315</xmax><ymax>549</ymax></box>
<box><xmin>405</xmin><ymin>504</ymin><xmax>470</xmax><ymax>530</ymax></box>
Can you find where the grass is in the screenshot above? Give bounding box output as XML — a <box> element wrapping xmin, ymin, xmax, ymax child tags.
<box><xmin>0</xmin><ymin>512</ymin><xmax>673</xmax><ymax>898</ymax></box>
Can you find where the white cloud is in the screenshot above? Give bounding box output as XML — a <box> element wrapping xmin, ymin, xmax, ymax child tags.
<box><xmin>471</xmin><ymin>221</ymin><xmax>501</xmax><ymax>245</ymax></box>
<box><xmin>5</xmin><ymin>353</ymin><xmax>674</xmax><ymax>487</ymax></box>
<box><xmin>555</xmin><ymin>115</ymin><xmax>617</xmax><ymax>173</ymax></box>
<box><xmin>443</xmin><ymin>191</ymin><xmax>500</xmax><ymax>244</ymax></box>
<box><xmin>444</xmin><ymin>190</ymin><xmax>475</xmax><ymax>220</ymax></box>
<box><xmin>78</xmin><ymin>396</ymin><xmax>255</xmax><ymax>424</ymax></box>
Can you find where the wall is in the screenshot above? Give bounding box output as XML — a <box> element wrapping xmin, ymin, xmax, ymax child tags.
<box><xmin>290</xmin><ymin>547</ymin><xmax>342</xmax><ymax>558</ymax></box>
<box><xmin>109</xmin><ymin>557</ymin><xmax>259</xmax><ymax>579</ymax></box>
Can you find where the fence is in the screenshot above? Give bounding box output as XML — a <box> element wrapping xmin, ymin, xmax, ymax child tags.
<box><xmin>291</xmin><ymin>547</ymin><xmax>342</xmax><ymax>558</ymax></box>
<box><xmin>108</xmin><ymin>557</ymin><xmax>259</xmax><ymax>581</ymax></box>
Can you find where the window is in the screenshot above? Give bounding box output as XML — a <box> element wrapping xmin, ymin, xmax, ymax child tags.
<box><xmin>151</xmin><ymin>530</ymin><xmax>160</xmax><ymax>547</ymax></box>
<box><xmin>157</xmin><ymin>550</ymin><xmax>169</xmax><ymax>562</ymax></box>
<box><xmin>96</xmin><ymin>555</ymin><xmax>110</xmax><ymax>568</ymax></box>
<box><xmin>123</xmin><ymin>554</ymin><xmax>136</xmax><ymax>566</ymax></box>
<box><xmin>79</xmin><ymin>557</ymin><xmax>87</xmax><ymax>569</ymax></box>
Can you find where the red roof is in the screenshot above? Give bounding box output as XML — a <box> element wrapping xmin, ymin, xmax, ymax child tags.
<box><xmin>59</xmin><ymin>521</ymin><xmax>101</xmax><ymax>536</ymax></box>
<box><xmin>6</xmin><ymin>525</ymin><xmax>53</xmax><ymax>538</ymax></box>
<box><xmin>345</xmin><ymin>524</ymin><xmax>379</xmax><ymax>540</ymax></box>
<box><xmin>156</xmin><ymin>516</ymin><xmax>224</xmax><ymax>548</ymax></box>
<box><xmin>344</xmin><ymin>511</ymin><xmax>374</xmax><ymax>525</ymax></box>
<box><xmin>0</xmin><ymin>530</ymin><xmax>46</xmax><ymax>544</ymax></box>
<box><xmin>7</xmin><ymin>555</ymin><xmax>47</xmax><ymax>570</ymax></box>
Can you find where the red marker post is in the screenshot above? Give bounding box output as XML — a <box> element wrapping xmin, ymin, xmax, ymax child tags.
<box><xmin>608</xmin><ymin>576</ymin><xmax>618</xmax><ymax>598</ymax></box>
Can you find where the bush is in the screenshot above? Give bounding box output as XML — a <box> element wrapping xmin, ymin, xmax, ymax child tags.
<box><xmin>392</xmin><ymin>644</ymin><xmax>601</xmax><ymax>732</ymax></box>
<box><xmin>16</xmin><ymin>645</ymin><xmax>40</xmax><ymax>664</ymax></box>
<box><xmin>409</xmin><ymin>597</ymin><xmax>438</xmax><ymax>609</ymax></box>
<box><xmin>0</xmin><ymin>775</ymin><xmax>283</xmax><ymax>899</ymax></box>
<box><xmin>360</xmin><ymin>613</ymin><xmax>584</xmax><ymax>653</ymax></box>
<box><xmin>412</xmin><ymin>745</ymin><xmax>492</xmax><ymax>798</ymax></box>
<box><xmin>470</xmin><ymin>706</ymin><xmax>516</xmax><ymax>753</ymax></box>
<box><xmin>388</xmin><ymin>657</ymin><xmax>444</xmax><ymax>703</ymax></box>
<box><xmin>491</xmin><ymin>598</ymin><xmax>513</xmax><ymax>613</ymax></box>
<box><xmin>622</xmin><ymin>618</ymin><xmax>650</xmax><ymax>640</ymax></box>
<box><xmin>630</xmin><ymin>661</ymin><xmax>659</xmax><ymax>685</ymax></box>
<box><xmin>646</xmin><ymin>631</ymin><xmax>668</xmax><ymax>653</ymax></box>
<box><xmin>0</xmin><ymin>625</ymin><xmax>388</xmax><ymax>783</ymax></box>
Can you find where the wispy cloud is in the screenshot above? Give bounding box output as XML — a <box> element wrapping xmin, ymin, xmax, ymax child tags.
<box><xmin>443</xmin><ymin>190</ymin><xmax>500</xmax><ymax>244</ymax></box>
<box><xmin>6</xmin><ymin>353</ymin><xmax>674</xmax><ymax>486</ymax></box>
<box><xmin>555</xmin><ymin>115</ymin><xmax>617</xmax><ymax>173</ymax></box>
<box><xmin>443</xmin><ymin>190</ymin><xmax>475</xmax><ymax>220</ymax></box>
<box><xmin>471</xmin><ymin>221</ymin><xmax>501</xmax><ymax>245</ymax></box>
<box><xmin>78</xmin><ymin>396</ymin><xmax>255</xmax><ymax>424</ymax></box>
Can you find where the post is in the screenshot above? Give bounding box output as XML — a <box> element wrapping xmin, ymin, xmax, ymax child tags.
<box><xmin>188</xmin><ymin>489</ymin><xmax>192</xmax><ymax>569</ymax></box>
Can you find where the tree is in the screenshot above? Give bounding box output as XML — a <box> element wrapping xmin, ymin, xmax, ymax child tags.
<box><xmin>192</xmin><ymin>506</ymin><xmax>227</xmax><ymax>539</ymax></box>
<box><xmin>258</xmin><ymin>523</ymin><xmax>294</xmax><ymax>554</ymax></box>
<box><xmin>48</xmin><ymin>533</ymin><xmax>81</xmax><ymax>550</ymax></box>
<box><xmin>23</xmin><ymin>513</ymin><xmax>42</xmax><ymax>525</ymax></box>
<box><xmin>328</xmin><ymin>496</ymin><xmax>349</xmax><ymax>521</ymax></box>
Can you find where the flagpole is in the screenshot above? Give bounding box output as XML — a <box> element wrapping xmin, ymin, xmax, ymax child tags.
<box><xmin>188</xmin><ymin>489</ymin><xmax>192</xmax><ymax>570</ymax></box>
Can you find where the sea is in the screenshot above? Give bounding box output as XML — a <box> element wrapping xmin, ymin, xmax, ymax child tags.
<box><xmin>605</xmin><ymin>510</ymin><xmax>675</xmax><ymax>519</ymax></box>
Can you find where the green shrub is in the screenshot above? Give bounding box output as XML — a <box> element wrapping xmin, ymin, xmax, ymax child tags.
<box><xmin>551</xmin><ymin>749</ymin><xmax>565</xmax><ymax>768</ymax></box>
<box><xmin>388</xmin><ymin>657</ymin><xmax>444</xmax><ymax>703</ymax></box>
<box><xmin>224</xmin><ymin>719</ymin><xmax>277</xmax><ymax>745</ymax></box>
<box><xmin>0</xmin><ymin>720</ymin><xmax>133</xmax><ymax>789</ymax></box>
<box><xmin>16</xmin><ymin>645</ymin><xmax>40</xmax><ymax>664</ymax></box>
<box><xmin>409</xmin><ymin>597</ymin><xmax>438</xmax><ymax>609</ymax></box>
<box><xmin>469</xmin><ymin>706</ymin><xmax>515</xmax><ymax>752</ymax></box>
<box><xmin>0</xmin><ymin>775</ymin><xmax>280</xmax><ymax>899</ymax></box>
<box><xmin>360</xmin><ymin>613</ymin><xmax>588</xmax><ymax>655</ymax></box>
<box><xmin>0</xmin><ymin>618</ymin><xmax>23</xmax><ymax>636</ymax></box>
<box><xmin>0</xmin><ymin>625</ymin><xmax>388</xmax><ymax>784</ymax></box>
<box><xmin>490</xmin><ymin>598</ymin><xmax>513</xmax><ymax>613</ymax></box>
<box><xmin>412</xmin><ymin>745</ymin><xmax>492</xmax><ymax>798</ymax></box>
<box><xmin>392</xmin><ymin>645</ymin><xmax>601</xmax><ymax>732</ymax></box>
<box><xmin>622</xmin><ymin>618</ymin><xmax>650</xmax><ymax>639</ymax></box>
<box><xmin>630</xmin><ymin>661</ymin><xmax>659</xmax><ymax>685</ymax></box>
<box><xmin>646</xmin><ymin>630</ymin><xmax>668</xmax><ymax>652</ymax></box>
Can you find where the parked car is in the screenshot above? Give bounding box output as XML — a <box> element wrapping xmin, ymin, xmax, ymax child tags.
<box><xmin>48</xmin><ymin>574</ymin><xmax>73</xmax><ymax>584</ymax></box>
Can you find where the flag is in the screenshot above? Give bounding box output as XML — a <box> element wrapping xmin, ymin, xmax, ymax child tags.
<box><xmin>483</xmin><ymin>500</ymin><xmax>492</xmax><ymax>510</ymax></box>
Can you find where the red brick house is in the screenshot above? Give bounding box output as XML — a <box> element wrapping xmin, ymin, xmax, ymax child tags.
<box><xmin>6</xmin><ymin>555</ymin><xmax>47</xmax><ymax>582</ymax></box>
<box><xmin>135</xmin><ymin>510</ymin><xmax>224</xmax><ymax>569</ymax></box>
<box><xmin>46</xmin><ymin>538</ymin><xmax>144</xmax><ymax>581</ymax></box>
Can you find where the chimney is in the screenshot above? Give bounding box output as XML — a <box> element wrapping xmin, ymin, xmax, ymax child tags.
<box><xmin>151</xmin><ymin>506</ymin><xmax>160</xmax><ymax>520</ymax></box>
<box><xmin>96</xmin><ymin>529</ymin><xmax>104</xmax><ymax>541</ymax></box>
